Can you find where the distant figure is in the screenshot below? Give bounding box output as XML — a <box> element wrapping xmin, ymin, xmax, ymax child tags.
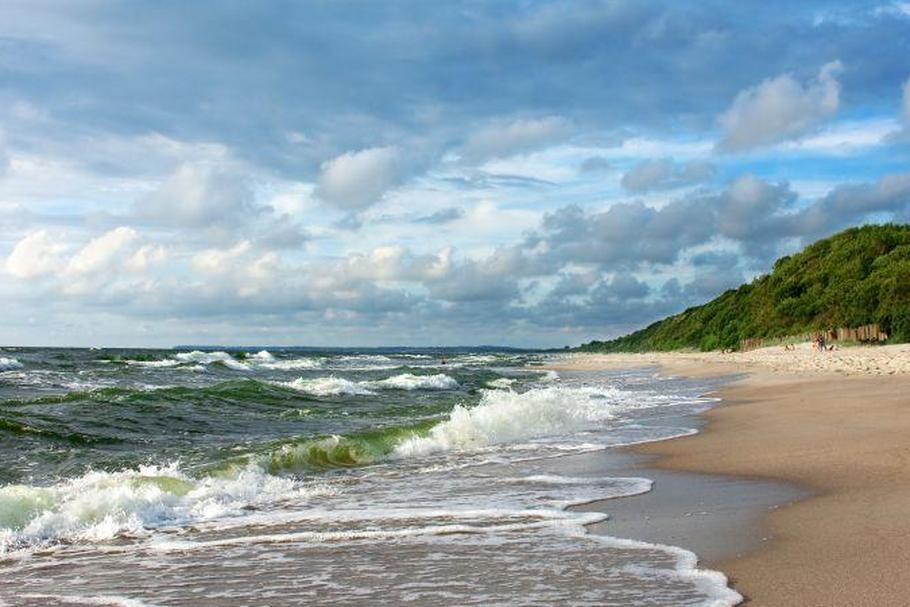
<box><xmin>818</xmin><ymin>334</ymin><xmax>826</xmax><ymax>352</ymax></box>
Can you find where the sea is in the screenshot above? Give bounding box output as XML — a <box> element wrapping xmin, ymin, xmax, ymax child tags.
<box><xmin>0</xmin><ymin>347</ymin><xmax>741</xmax><ymax>606</ymax></box>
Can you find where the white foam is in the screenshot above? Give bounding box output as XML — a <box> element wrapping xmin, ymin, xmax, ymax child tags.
<box><xmin>260</xmin><ymin>357</ymin><xmax>323</xmax><ymax>370</ymax></box>
<box><xmin>173</xmin><ymin>350</ymin><xmax>249</xmax><ymax>371</ymax></box>
<box><xmin>453</xmin><ymin>354</ymin><xmax>499</xmax><ymax>364</ymax></box>
<box><xmin>327</xmin><ymin>354</ymin><xmax>401</xmax><ymax>371</ymax></box>
<box><xmin>0</xmin><ymin>357</ymin><xmax>23</xmax><ymax>371</ymax></box>
<box><xmin>125</xmin><ymin>359</ymin><xmax>180</xmax><ymax>368</ymax></box>
<box><xmin>394</xmin><ymin>386</ymin><xmax>617</xmax><ymax>457</ymax></box>
<box><xmin>0</xmin><ymin>463</ymin><xmax>327</xmax><ymax>555</ymax></box>
<box><xmin>369</xmin><ymin>373</ymin><xmax>458</xmax><ymax>391</ymax></box>
<box><xmin>486</xmin><ymin>377</ymin><xmax>515</xmax><ymax>389</ymax></box>
<box><xmin>537</xmin><ymin>369</ymin><xmax>560</xmax><ymax>382</ymax></box>
<box><xmin>282</xmin><ymin>376</ymin><xmax>375</xmax><ymax>396</ymax></box>
<box><xmin>248</xmin><ymin>350</ymin><xmax>275</xmax><ymax>362</ymax></box>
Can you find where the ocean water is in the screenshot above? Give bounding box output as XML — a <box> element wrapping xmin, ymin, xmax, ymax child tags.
<box><xmin>0</xmin><ymin>347</ymin><xmax>741</xmax><ymax>606</ymax></box>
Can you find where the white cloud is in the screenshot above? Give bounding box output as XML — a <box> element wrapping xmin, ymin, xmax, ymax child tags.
<box><xmin>191</xmin><ymin>240</ymin><xmax>279</xmax><ymax>297</ymax></box>
<box><xmin>65</xmin><ymin>226</ymin><xmax>139</xmax><ymax>276</ymax></box>
<box><xmin>782</xmin><ymin>118</ymin><xmax>897</xmax><ymax>154</ymax></box>
<box><xmin>134</xmin><ymin>163</ymin><xmax>255</xmax><ymax>227</ymax></box>
<box><xmin>315</xmin><ymin>146</ymin><xmax>404</xmax><ymax>210</ymax></box>
<box><xmin>5</xmin><ymin>230</ymin><xmax>65</xmax><ymax>278</ymax></box>
<box><xmin>125</xmin><ymin>244</ymin><xmax>167</xmax><ymax>273</ymax></box>
<box><xmin>460</xmin><ymin>116</ymin><xmax>572</xmax><ymax>163</ymax></box>
<box><xmin>718</xmin><ymin>61</ymin><xmax>843</xmax><ymax>151</ymax></box>
<box><xmin>903</xmin><ymin>77</ymin><xmax>910</xmax><ymax>124</ymax></box>
<box><xmin>192</xmin><ymin>241</ymin><xmax>254</xmax><ymax>274</ymax></box>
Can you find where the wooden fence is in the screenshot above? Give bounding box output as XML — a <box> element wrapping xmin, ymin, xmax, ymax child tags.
<box><xmin>740</xmin><ymin>323</ymin><xmax>889</xmax><ymax>351</ymax></box>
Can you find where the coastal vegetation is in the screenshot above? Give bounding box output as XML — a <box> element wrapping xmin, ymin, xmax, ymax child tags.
<box><xmin>578</xmin><ymin>224</ymin><xmax>910</xmax><ymax>352</ymax></box>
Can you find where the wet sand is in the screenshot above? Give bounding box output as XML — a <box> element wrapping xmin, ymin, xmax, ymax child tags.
<box><xmin>554</xmin><ymin>352</ymin><xmax>910</xmax><ymax>606</ymax></box>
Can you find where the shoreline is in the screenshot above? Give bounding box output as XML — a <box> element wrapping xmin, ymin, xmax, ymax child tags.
<box><xmin>551</xmin><ymin>348</ymin><xmax>910</xmax><ymax>606</ymax></box>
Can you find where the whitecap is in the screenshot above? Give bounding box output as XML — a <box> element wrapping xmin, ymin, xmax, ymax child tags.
<box><xmin>0</xmin><ymin>357</ymin><xmax>24</xmax><ymax>371</ymax></box>
<box><xmin>125</xmin><ymin>359</ymin><xmax>181</xmax><ymax>368</ymax></box>
<box><xmin>282</xmin><ymin>376</ymin><xmax>375</xmax><ymax>397</ymax></box>
<box><xmin>173</xmin><ymin>351</ymin><xmax>250</xmax><ymax>371</ymax></box>
<box><xmin>394</xmin><ymin>385</ymin><xmax>616</xmax><ymax>457</ymax></box>
<box><xmin>260</xmin><ymin>357</ymin><xmax>323</xmax><ymax>370</ymax></box>
<box><xmin>486</xmin><ymin>377</ymin><xmax>515</xmax><ymax>389</ymax></box>
<box><xmin>369</xmin><ymin>373</ymin><xmax>459</xmax><ymax>391</ymax></box>
<box><xmin>0</xmin><ymin>463</ymin><xmax>328</xmax><ymax>555</ymax></box>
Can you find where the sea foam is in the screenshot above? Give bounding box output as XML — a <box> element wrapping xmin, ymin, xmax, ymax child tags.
<box><xmin>0</xmin><ymin>463</ymin><xmax>324</xmax><ymax>554</ymax></box>
<box><xmin>394</xmin><ymin>385</ymin><xmax>617</xmax><ymax>457</ymax></box>
<box><xmin>283</xmin><ymin>376</ymin><xmax>375</xmax><ymax>396</ymax></box>
<box><xmin>0</xmin><ymin>357</ymin><xmax>23</xmax><ymax>371</ymax></box>
<box><xmin>174</xmin><ymin>350</ymin><xmax>250</xmax><ymax>371</ymax></box>
<box><xmin>368</xmin><ymin>373</ymin><xmax>459</xmax><ymax>391</ymax></box>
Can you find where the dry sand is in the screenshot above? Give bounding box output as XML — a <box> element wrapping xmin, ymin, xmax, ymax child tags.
<box><xmin>550</xmin><ymin>345</ymin><xmax>910</xmax><ymax>606</ymax></box>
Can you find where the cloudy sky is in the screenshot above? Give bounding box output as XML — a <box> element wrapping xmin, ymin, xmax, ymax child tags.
<box><xmin>2</xmin><ymin>1</ymin><xmax>910</xmax><ymax>347</ymax></box>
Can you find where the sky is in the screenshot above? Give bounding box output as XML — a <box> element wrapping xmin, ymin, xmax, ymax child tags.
<box><xmin>1</xmin><ymin>1</ymin><xmax>910</xmax><ymax>348</ymax></box>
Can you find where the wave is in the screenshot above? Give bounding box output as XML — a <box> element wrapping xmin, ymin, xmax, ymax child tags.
<box><xmin>263</xmin><ymin>421</ymin><xmax>435</xmax><ymax>472</ymax></box>
<box><xmin>394</xmin><ymin>385</ymin><xmax>617</xmax><ymax>457</ymax></box>
<box><xmin>280</xmin><ymin>373</ymin><xmax>459</xmax><ymax>396</ymax></box>
<box><xmin>174</xmin><ymin>350</ymin><xmax>250</xmax><ymax>371</ymax></box>
<box><xmin>537</xmin><ymin>370</ymin><xmax>560</xmax><ymax>382</ymax></box>
<box><xmin>486</xmin><ymin>377</ymin><xmax>515</xmax><ymax>389</ymax></box>
<box><xmin>260</xmin><ymin>357</ymin><xmax>324</xmax><ymax>370</ymax></box>
<box><xmin>0</xmin><ymin>462</ymin><xmax>328</xmax><ymax>555</ymax></box>
<box><xmin>368</xmin><ymin>373</ymin><xmax>459</xmax><ymax>391</ymax></box>
<box><xmin>125</xmin><ymin>359</ymin><xmax>181</xmax><ymax>368</ymax></box>
<box><xmin>248</xmin><ymin>350</ymin><xmax>275</xmax><ymax>362</ymax></box>
<box><xmin>282</xmin><ymin>376</ymin><xmax>375</xmax><ymax>397</ymax></box>
<box><xmin>0</xmin><ymin>357</ymin><xmax>23</xmax><ymax>371</ymax></box>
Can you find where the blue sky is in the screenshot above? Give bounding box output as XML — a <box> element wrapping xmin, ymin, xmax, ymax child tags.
<box><xmin>1</xmin><ymin>1</ymin><xmax>910</xmax><ymax>347</ymax></box>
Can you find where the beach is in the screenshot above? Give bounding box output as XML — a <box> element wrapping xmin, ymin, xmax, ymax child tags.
<box><xmin>552</xmin><ymin>344</ymin><xmax>910</xmax><ymax>606</ymax></box>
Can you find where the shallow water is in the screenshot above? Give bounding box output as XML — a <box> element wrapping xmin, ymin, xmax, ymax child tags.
<box><xmin>0</xmin><ymin>347</ymin><xmax>740</xmax><ymax>606</ymax></box>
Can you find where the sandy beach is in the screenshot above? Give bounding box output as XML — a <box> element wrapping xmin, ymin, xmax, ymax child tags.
<box><xmin>551</xmin><ymin>344</ymin><xmax>910</xmax><ymax>606</ymax></box>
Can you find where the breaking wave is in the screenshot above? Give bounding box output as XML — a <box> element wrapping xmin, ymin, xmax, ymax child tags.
<box><xmin>283</xmin><ymin>376</ymin><xmax>375</xmax><ymax>397</ymax></box>
<box><xmin>281</xmin><ymin>373</ymin><xmax>459</xmax><ymax>396</ymax></box>
<box><xmin>0</xmin><ymin>357</ymin><xmax>23</xmax><ymax>371</ymax></box>
<box><xmin>394</xmin><ymin>385</ymin><xmax>617</xmax><ymax>457</ymax></box>
<box><xmin>0</xmin><ymin>463</ymin><xmax>329</xmax><ymax>554</ymax></box>
<box><xmin>368</xmin><ymin>373</ymin><xmax>459</xmax><ymax>391</ymax></box>
<box><xmin>174</xmin><ymin>350</ymin><xmax>250</xmax><ymax>371</ymax></box>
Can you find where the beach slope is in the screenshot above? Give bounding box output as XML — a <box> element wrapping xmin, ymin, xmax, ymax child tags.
<box><xmin>555</xmin><ymin>346</ymin><xmax>910</xmax><ymax>606</ymax></box>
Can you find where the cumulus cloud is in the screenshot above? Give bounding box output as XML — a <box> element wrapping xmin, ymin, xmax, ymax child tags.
<box><xmin>189</xmin><ymin>240</ymin><xmax>284</xmax><ymax>299</ymax></box>
<box><xmin>718</xmin><ymin>61</ymin><xmax>843</xmax><ymax>151</ymax></box>
<box><xmin>620</xmin><ymin>159</ymin><xmax>716</xmax><ymax>192</ymax></box>
<box><xmin>65</xmin><ymin>227</ymin><xmax>139</xmax><ymax>276</ymax></box>
<box><xmin>5</xmin><ymin>231</ymin><xmax>66</xmax><ymax>278</ymax></box>
<box><xmin>134</xmin><ymin>163</ymin><xmax>257</xmax><ymax>228</ymax></box>
<box><xmin>534</xmin><ymin>197</ymin><xmax>715</xmax><ymax>267</ymax></box>
<box><xmin>315</xmin><ymin>146</ymin><xmax>404</xmax><ymax>210</ymax></box>
<box><xmin>460</xmin><ymin>117</ymin><xmax>572</xmax><ymax>164</ymax></box>
<box><xmin>787</xmin><ymin>172</ymin><xmax>910</xmax><ymax>235</ymax></box>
